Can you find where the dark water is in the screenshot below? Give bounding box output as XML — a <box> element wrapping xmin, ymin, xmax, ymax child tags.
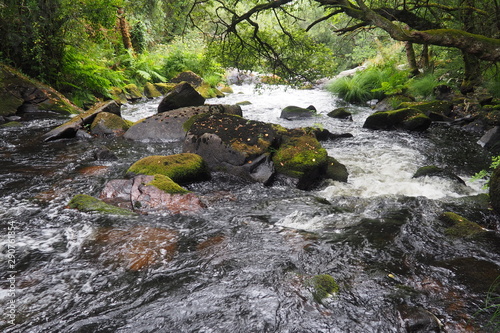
<box><xmin>1</xmin><ymin>85</ymin><xmax>500</xmax><ymax>332</ymax></box>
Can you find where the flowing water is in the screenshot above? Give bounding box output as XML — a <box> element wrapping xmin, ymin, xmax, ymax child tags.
<box><xmin>1</xmin><ymin>84</ymin><xmax>500</xmax><ymax>332</ymax></box>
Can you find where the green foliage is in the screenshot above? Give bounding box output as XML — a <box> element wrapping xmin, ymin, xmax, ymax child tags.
<box><xmin>471</xmin><ymin>155</ymin><xmax>500</xmax><ymax>189</ymax></box>
<box><xmin>406</xmin><ymin>73</ymin><xmax>440</xmax><ymax>100</ymax></box>
<box><xmin>476</xmin><ymin>275</ymin><xmax>500</xmax><ymax>331</ymax></box>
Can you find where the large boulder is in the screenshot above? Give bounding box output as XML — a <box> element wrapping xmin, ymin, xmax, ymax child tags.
<box><xmin>0</xmin><ymin>63</ymin><xmax>82</xmax><ymax>116</ymax></box>
<box><xmin>397</xmin><ymin>100</ymin><xmax>453</xmax><ymax>121</ymax></box>
<box><xmin>363</xmin><ymin>107</ymin><xmax>432</xmax><ymax>132</ymax></box>
<box><xmin>42</xmin><ymin>100</ymin><xmax>121</xmax><ymax>141</ymax></box>
<box><xmin>123</xmin><ymin>104</ymin><xmax>242</xmax><ymax>142</ymax></box>
<box><xmin>127</xmin><ymin>153</ymin><xmax>211</xmax><ymax>184</ymax></box>
<box><xmin>272</xmin><ymin>128</ymin><xmax>330</xmax><ymax>189</ymax></box>
<box><xmin>183</xmin><ymin>113</ymin><xmax>279</xmax><ymax>184</ymax></box>
<box><xmin>158</xmin><ymin>82</ymin><xmax>205</xmax><ymax>113</ymax></box>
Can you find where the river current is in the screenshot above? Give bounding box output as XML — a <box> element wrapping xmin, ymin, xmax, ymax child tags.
<box><xmin>1</xmin><ymin>84</ymin><xmax>499</xmax><ymax>332</ymax></box>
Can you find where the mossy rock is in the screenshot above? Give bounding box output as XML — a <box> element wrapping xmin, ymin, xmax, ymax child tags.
<box><xmin>68</xmin><ymin>194</ymin><xmax>135</xmax><ymax>216</ymax></box>
<box><xmin>363</xmin><ymin>107</ymin><xmax>431</xmax><ymax>132</ymax></box>
<box><xmin>280</xmin><ymin>105</ymin><xmax>317</xmax><ymax>120</ymax></box>
<box><xmin>0</xmin><ymin>63</ymin><xmax>82</xmax><ymax>115</ymax></box>
<box><xmin>127</xmin><ymin>153</ymin><xmax>210</xmax><ymax>185</ymax></box>
<box><xmin>146</xmin><ymin>174</ymin><xmax>190</xmax><ymax>194</ymax></box>
<box><xmin>144</xmin><ymin>82</ymin><xmax>162</xmax><ymax>98</ymax></box>
<box><xmin>412</xmin><ymin>165</ymin><xmax>465</xmax><ymax>185</ymax></box>
<box><xmin>272</xmin><ymin>129</ymin><xmax>328</xmax><ymax>180</ymax></box>
<box><xmin>123</xmin><ymin>84</ymin><xmax>143</xmax><ymax>100</ymax></box>
<box><xmin>309</xmin><ymin>274</ymin><xmax>339</xmax><ymax>303</ymax></box>
<box><xmin>169</xmin><ymin>71</ymin><xmax>204</xmax><ymax>87</ymax></box>
<box><xmin>327</xmin><ymin>108</ymin><xmax>352</xmax><ymax>120</ymax></box>
<box><xmin>154</xmin><ymin>83</ymin><xmax>176</xmax><ymax>95</ymax></box>
<box><xmin>0</xmin><ymin>121</ymin><xmax>22</xmax><ymax>128</ymax></box>
<box><xmin>325</xmin><ymin>156</ymin><xmax>348</xmax><ymax>182</ymax></box>
<box><xmin>196</xmin><ymin>82</ymin><xmax>224</xmax><ymax>99</ymax></box>
<box><xmin>439</xmin><ymin>212</ymin><xmax>486</xmax><ymax>238</ymax></box>
<box><xmin>90</xmin><ymin>112</ymin><xmax>131</xmax><ymax>137</ymax></box>
<box><xmin>218</xmin><ymin>84</ymin><xmax>233</xmax><ymax>94</ymax></box>
<box><xmin>397</xmin><ymin>100</ymin><xmax>453</xmax><ymax>120</ymax></box>
<box><xmin>109</xmin><ymin>87</ymin><xmax>128</xmax><ymax>104</ymax></box>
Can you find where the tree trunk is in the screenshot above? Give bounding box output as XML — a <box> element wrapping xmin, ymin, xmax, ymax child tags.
<box><xmin>419</xmin><ymin>44</ymin><xmax>431</xmax><ymax>73</ymax></box>
<box><xmin>461</xmin><ymin>51</ymin><xmax>482</xmax><ymax>94</ymax></box>
<box><xmin>117</xmin><ymin>8</ymin><xmax>134</xmax><ymax>52</ymax></box>
<box><xmin>404</xmin><ymin>42</ymin><xmax>419</xmax><ymax>76</ymax></box>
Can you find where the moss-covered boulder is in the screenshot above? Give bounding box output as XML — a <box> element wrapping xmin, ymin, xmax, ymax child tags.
<box><xmin>127</xmin><ymin>153</ymin><xmax>210</xmax><ymax>184</ymax></box>
<box><xmin>122</xmin><ymin>84</ymin><xmax>143</xmax><ymax>100</ymax></box>
<box><xmin>196</xmin><ymin>82</ymin><xmax>224</xmax><ymax>99</ymax></box>
<box><xmin>363</xmin><ymin>107</ymin><xmax>432</xmax><ymax>132</ymax></box>
<box><xmin>0</xmin><ymin>121</ymin><xmax>23</xmax><ymax>128</ymax></box>
<box><xmin>109</xmin><ymin>87</ymin><xmax>128</xmax><ymax>104</ymax></box>
<box><xmin>397</xmin><ymin>100</ymin><xmax>453</xmax><ymax>121</ymax></box>
<box><xmin>309</xmin><ymin>274</ymin><xmax>339</xmax><ymax>303</ymax></box>
<box><xmin>68</xmin><ymin>194</ymin><xmax>136</xmax><ymax>215</ymax></box>
<box><xmin>143</xmin><ymin>82</ymin><xmax>162</xmax><ymax>98</ymax></box>
<box><xmin>124</xmin><ymin>104</ymin><xmax>242</xmax><ymax>142</ymax></box>
<box><xmin>43</xmin><ymin>100</ymin><xmax>121</xmax><ymax>141</ymax></box>
<box><xmin>412</xmin><ymin>165</ymin><xmax>465</xmax><ymax>185</ymax></box>
<box><xmin>183</xmin><ymin>113</ymin><xmax>278</xmax><ymax>184</ymax></box>
<box><xmin>280</xmin><ymin>105</ymin><xmax>317</xmax><ymax>120</ymax></box>
<box><xmin>90</xmin><ymin>112</ymin><xmax>132</xmax><ymax>137</ymax></box>
<box><xmin>439</xmin><ymin>212</ymin><xmax>486</xmax><ymax>238</ymax></box>
<box><xmin>154</xmin><ymin>83</ymin><xmax>176</xmax><ymax>95</ymax></box>
<box><xmin>326</xmin><ymin>156</ymin><xmax>349</xmax><ymax>182</ymax></box>
<box><xmin>146</xmin><ymin>174</ymin><xmax>190</xmax><ymax>194</ymax></box>
<box><xmin>272</xmin><ymin>129</ymin><xmax>329</xmax><ymax>189</ymax></box>
<box><xmin>158</xmin><ymin>82</ymin><xmax>205</xmax><ymax>113</ymax></box>
<box><xmin>327</xmin><ymin>107</ymin><xmax>352</xmax><ymax>120</ymax></box>
<box><xmin>0</xmin><ymin>63</ymin><xmax>82</xmax><ymax>116</ymax></box>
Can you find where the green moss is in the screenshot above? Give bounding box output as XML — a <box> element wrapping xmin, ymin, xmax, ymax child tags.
<box><xmin>90</xmin><ymin>112</ymin><xmax>130</xmax><ymax>132</ymax></box>
<box><xmin>309</xmin><ymin>274</ymin><xmax>339</xmax><ymax>303</ymax></box>
<box><xmin>144</xmin><ymin>82</ymin><xmax>162</xmax><ymax>98</ymax></box>
<box><xmin>0</xmin><ymin>121</ymin><xmax>22</xmax><ymax>128</ymax></box>
<box><xmin>127</xmin><ymin>153</ymin><xmax>210</xmax><ymax>184</ymax></box>
<box><xmin>440</xmin><ymin>212</ymin><xmax>485</xmax><ymax>238</ymax></box>
<box><xmin>273</xmin><ymin>133</ymin><xmax>328</xmax><ymax>178</ymax></box>
<box><xmin>154</xmin><ymin>83</ymin><xmax>176</xmax><ymax>95</ymax></box>
<box><xmin>68</xmin><ymin>194</ymin><xmax>135</xmax><ymax>215</ymax></box>
<box><xmin>123</xmin><ymin>84</ymin><xmax>143</xmax><ymax>99</ymax></box>
<box><xmin>326</xmin><ymin>156</ymin><xmax>348</xmax><ymax>182</ymax></box>
<box><xmin>146</xmin><ymin>174</ymin><xmax>190</xmax><ymax>194</ymax></box>
<box><xmin>182</xmin><ymin>113</ymin><xmax>205</xmax><ymax>132</ymax></box>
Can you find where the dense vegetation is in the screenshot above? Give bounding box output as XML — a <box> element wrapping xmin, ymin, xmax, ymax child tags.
<box><xmin>2</xmin><ymin>1</ymin><xmax>500</xmax><ymax>108</ymax></box>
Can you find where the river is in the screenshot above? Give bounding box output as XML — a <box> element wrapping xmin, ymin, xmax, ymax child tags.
<box><xmin>1</xmin><ymin>84</ymin><xmax>499</xmax><ymax>332</ymax></box>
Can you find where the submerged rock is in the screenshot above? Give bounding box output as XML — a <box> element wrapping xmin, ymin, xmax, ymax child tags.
<box><xmin>309</xmin><ymin>274</ymin><xmax>339</xmax><ymax>303</ymax></box>
<box><xmin>489</xmin><ymin>165</ymin><xmax>500</xmax><ymax>213</ymax></box>
<box><xmin>89</xmin><ymin>226</ymin><xmax>178</xmax><ymax>271</ymax></box>
<box><xmin>123</xmin><ymin>104</ymin><xmax>242</xmax><ymax>142</ymax></box>
<box><xmin>363</xmin><ymin>107</ymin><xmax>432</xmax><ymax>132</ymax></box>
<box><xmin>398</xmin><ymin>305</ymin><xmax>442</xmax><ymax>333</ymax></box>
